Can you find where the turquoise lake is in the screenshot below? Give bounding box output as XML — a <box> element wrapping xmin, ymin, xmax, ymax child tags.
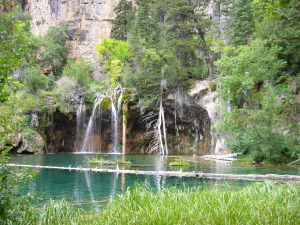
<box><xmin>10</xmin><ymin>154</ymin><xmax>300</xmax><ymax>209</ymax></box>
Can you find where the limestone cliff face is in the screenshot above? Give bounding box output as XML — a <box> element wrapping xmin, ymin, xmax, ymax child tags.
<box><xmin>24</xmin><ymin>0</ymin><xmax>120</xmax><ymax>79</ymax></box>
<box><xmin>189</xmin><ymin>79</ymin><xmax>227</xmax><ymax>154</ymax></box>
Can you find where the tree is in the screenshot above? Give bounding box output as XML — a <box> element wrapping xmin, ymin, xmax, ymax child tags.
<box><xmin>227</xmin><ymin>0</ymin><xmax>255</xmax><ymax>45</ymax></box>
<box><xmin>111</xmin><ymin>0</ymin><xmax>135</xmax><ymax>41</ymax></box>
<box><xmin>38</xmin><ymin>25</ymin><xmax>70</xmax><ymax>76</ymax></box>
<box><xmin>215</xmin><ymin>39</ymin><xmax>299</xmax><ymax>162</ymax></box>
<box><xmin>134</xmin><ymin>0</ymin><xmax>156</xmax><ymax>41</ymax></box>
<box><xmin>253</xmin><ymin>0</ymin><xmax>300</xmax><ymax>75</ymax></box>
<box><xmin>0</xmin><ymin>11</ymin><xmax>36</xmax><ymax>224</ymax></box>
<box><xmin>0</xmin><ymin>11</ymin><xmax>26</xmax><ymax>103</ymax></box>
<box><xmin>125</xmin><ymin>0</ymin><xmax>212</xmax><ymax>103</ymax></box>
<box><xmin>96</xmin><ymin>38</ymin><xmax>129</xmax><ymax>87</ymax></box>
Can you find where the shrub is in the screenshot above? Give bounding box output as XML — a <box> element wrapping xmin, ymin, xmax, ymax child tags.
<box><xmin>62</xmin><ymin>60</ymin><xmax>93</xmax><ymax>89</ymax></box>
<box><xmin>55</xmin><ymin>76</ymin><xmax>83</xmax><ymax>112</ymax></box>
<box><xmin>24</xmin><ymin>66</ymin><xmax>48</xmax><ymax>95</ymax></box>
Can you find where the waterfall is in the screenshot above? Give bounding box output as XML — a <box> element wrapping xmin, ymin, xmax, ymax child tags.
<box><xmin>80</xmin><ymin>96</ymin><xmax>103</xmax><ymax>152</ymax></box>
<box><xmin>30</xmin><ymin>112</ymin><xmax>39</xmax><ymax>128</ymax></box>
<box><xmin>79</xmin><ymin>85</ymin><xmax>123</xmax><ymax>153</ymax></box>
<box><xmin>76</xmin><ymin>98</ymin><xmax>86</xmax><ymax>151</ymax></box>
<box><xmin>110</xmin><ymin>85</ymin><xmax>123</xmax><ymax>153</ymax></box>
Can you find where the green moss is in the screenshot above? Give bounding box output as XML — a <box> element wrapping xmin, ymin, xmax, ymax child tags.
<box><xmin>123</xmin><ymin>109</ymin><xmax>129</xmax><ymax>119</ymax></box>
<box><xmin>100</xmin><ymin>97</ymin><xmax>111</xmax><ymax>110</ymax></box>
<box><xmin>210</xmin><ymin>82</ymin><xmax>217</xmax><ymax>92</ymax></box>
<box><xmin>122</xmin><ymin>89</ymin><xmax>131</xmax><ymax>102</ymax></box>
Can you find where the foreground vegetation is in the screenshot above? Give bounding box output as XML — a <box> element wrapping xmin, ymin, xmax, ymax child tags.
<box><xmin>15</xmin><ymin>182</ymin><xmax>300</xmax><ymax>224</ymax></box>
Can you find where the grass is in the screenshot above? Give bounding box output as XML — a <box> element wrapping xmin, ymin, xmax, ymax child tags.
<box><xmin>87</xmin><ymin>156</ymin><xmax>109</xmax><ymax>165</ymax></box>
<box><xmin>169</xmin><ymin>157</ymin><xmax>190</xmax><ymax>167</ymax></box>
<box><xmin>232</xmin><ymin>156</ymin><xmax>254</xmax><ymax>164</ymax></box>
<box><xmin>19</xmin><ymin>181</ymin><xmax>300</xmax><ymax>224</ymax></box>
<box><xmin>115</xmin><ymin>159</ymin><xmax>132</xmax><ymax>165</ymax></box>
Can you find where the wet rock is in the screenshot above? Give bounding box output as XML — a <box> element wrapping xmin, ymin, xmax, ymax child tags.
<box><xmin>12</xmin><ymin>132</ymin><xmax>45</xmax><ymax>154</ymax></box>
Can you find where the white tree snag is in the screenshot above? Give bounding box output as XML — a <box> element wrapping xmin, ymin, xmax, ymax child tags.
<box><xmin>161</xmin><ymin>104</ymin><xmax>168</xmax><ymax>155</ymax></box>
<box><xmin>122</xmin><ymin>101</ymin><xmax>128</xmax><ymax>155</ymax></box>
<box><xmin>158</xmin><ymin>96</ymin><xmax>165</xmax><ymax>155</ymax></box>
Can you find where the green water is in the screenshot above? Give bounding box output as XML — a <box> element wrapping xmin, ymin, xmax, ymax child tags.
<box><xmin>10</xmin><ymin>154</ymin><xmax>300</xmax><ymax>209</ymax></box>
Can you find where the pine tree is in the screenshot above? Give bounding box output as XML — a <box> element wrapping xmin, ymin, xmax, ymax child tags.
<box><xmin>111</xmin><ymin>0</ymin><xmax>135</xmax><ymax>41</ymax></box>
<box><xmin>228</xmin><ymin>0</ymin><xmax>255</xmax><ymax>46</ymax></box>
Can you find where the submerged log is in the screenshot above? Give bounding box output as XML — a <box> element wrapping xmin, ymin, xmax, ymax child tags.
<box><xmin>94</xmin><ymin>161</ymin><xmax>117</xmax><ymax>165</ymax></box>
<box><xmin>7</xmin><ymin>163</ymin><xmax>300</xmax><ymax>181</ymax></box>
<box><xmin>288</xmin><ymin>158</ymin><xmax>300</xmax><ymax>165</ymax></box>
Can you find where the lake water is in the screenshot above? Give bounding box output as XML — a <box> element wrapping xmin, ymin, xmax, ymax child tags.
<box><xmin>10</xmin><ymin>154</ymin><xmax>300</xmax><ymax>209</ymax></box>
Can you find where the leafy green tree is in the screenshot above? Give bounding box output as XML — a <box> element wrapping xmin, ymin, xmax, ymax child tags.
<box><xmin>0</xmin><ymin>11</ymin><xmax>36</xmax><ymax>224</ymax></box>
<box><xmin>96</xmin><ymin>38</ymin><xmax>129</xmax><ymax>87</ymax></box>
<box><xmin>253</xmin><ymin>0</ymin><xmax>300</xmax><ymax>75</ymax></box>
<box><xmin>215</xmin><ymin>39</ymin><xmax>299</xmax><ymax>162</ymax></box>
<box><xmin>216</xmin><ymin>39</ymin><xmax>286</xmax><ymax>107</ymax></box>
<box><xmin>111</xmin><ymin>0</ymin><xmax>135</xmax><ymax>41</ymax></box>
<box><xmin>0</xmin><ymin>12</ymin><xmax>27</xmax><ymax>103</ymax></box>
<box><xmin>38</xmin><ymin>25</ymin><xmax>70</xmax><ymax>76</ymax></box>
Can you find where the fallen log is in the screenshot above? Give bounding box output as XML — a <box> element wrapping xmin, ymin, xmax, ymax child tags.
<box><xmin>7</xmin><ymin>163</ymin><xmax>300</xmax><ymax>181</ymax></box>
<box><xmin>288</xmin><ymin>158</ymin><xmax>300</xmax><ymax>165</ymax></box>
<box><xmin>94</xmin><ymin>161</ymin><xmax>117</xmax><ymax>165</ymax></box>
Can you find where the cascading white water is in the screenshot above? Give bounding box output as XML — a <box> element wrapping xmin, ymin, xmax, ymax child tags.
<box><xmin>80</xmin><ymin>96</ymin><xmax>103</xmax><ymax>152</ymax></box>
<box><xmin>79</xmin><ymin>86</ymin><xmax>123</xmax><ymax>153</ymax></box>
<box><xmin>110</xmin><ymin>85</ymin><xmax>123</xmax><ymax>153</ymax></box>
<box><xmin>76</xmin><ymin>98</ymin><xmax>86</xmax><ymax>151</ymax></box>
<box><xmin>30</xmin><ymin>112</ymin><xmax>39</xmax><ymax>128</ymax></box>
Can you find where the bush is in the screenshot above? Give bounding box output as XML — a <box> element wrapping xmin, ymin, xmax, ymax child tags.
<box><xmin>16</xmin><ymin>91</ymin><xmax>43</xmax><ymax>113</ymax></box>
<box><xmin>62</xmin><ymin>60</ymin><xmax>93</xmax><ymax>89</ymax></box>
<box><xmin>227</xmin><ymin>131</ymin><xmax>300</xmax><ymax>163</ymax></box>
<box><xmin>24</xmin><ymin>66</ymin><xmax>48</xmax><ymax>95</ymax></box>
<box><xmin>55</xmin><ymin>76</ymin><xmax>83</xmax><ymax>112</ymax></box>
<box><xmin>0</xmin><ymin>158</ymin><xmax>37</xmax><ymax>224</ymax></box>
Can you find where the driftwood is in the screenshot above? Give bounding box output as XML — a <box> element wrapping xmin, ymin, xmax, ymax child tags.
<box><xmin>94</xmin><ymin>161</ymin><xmax>117</xmax><ymax>165</ymax></box>
<box><xmin>7</xmin><ymin>163</ymin><xmax>300</xmax><ymax>182</ymax></box>
<box><xmin>288</xmin><ymin>158</ymin><xmax>300</xmax><ymax>165</ymax></box>
<box><xmin>202</xmin><ymin>153</ymin><xmax>242</xmax><ymax>162</ymax></box>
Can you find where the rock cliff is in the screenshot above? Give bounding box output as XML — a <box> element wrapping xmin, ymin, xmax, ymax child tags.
<box><xmin>44</xmin><ymin>79</ymin><xmax>223</xmax><ymax>155</ymax></box>
<box><xmin>23</xmin><ymin>0</ymin><xmax>121</xmax><ymax>79</ymax></box>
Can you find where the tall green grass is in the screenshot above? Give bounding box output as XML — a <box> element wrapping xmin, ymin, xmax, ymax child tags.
<box><xmin>18</xmin><ymin>181</ymin><xmax>300</xmax><ymax>224</ymax></box>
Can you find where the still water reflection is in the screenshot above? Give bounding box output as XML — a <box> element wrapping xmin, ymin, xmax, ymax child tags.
<box><xmin>10</xmin><ymin>154</ymin><xmax>300</xmax><ymax>209</ymax></box>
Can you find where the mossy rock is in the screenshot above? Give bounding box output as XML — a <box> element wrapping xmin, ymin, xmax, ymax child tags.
<box><xmin>122</xmin><ymin>89</ymin><xmax>131</xmax><ymax>102</ymax></box>
<box><xmin>210</xmin><ymin>82</ymin><xmax>217</xmax><ymax>92</ymax></box>
<box><xmin>100</xmin><ymin>97</ymin><xmax>111</xmax><ymax>110</ymax></box>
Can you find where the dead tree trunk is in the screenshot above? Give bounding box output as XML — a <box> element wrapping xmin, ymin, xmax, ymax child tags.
<box><xmin>122</xmin><ymin>101</ymin><xmax>128</xmax><ymax>155</ymax></box>
<box><xmin>158</xmin><ymin>96</ymin><xmax>165</xmax><ymax>155</ymax></box>
<box><xmin>161</xmin><ymin>104</ymin><xmax>168</xmax><ymax>155</ymax></box>
<box><xmin>288</xmin><ymin>158</ymin><xmax>300</xmax><ymax>165</ymax></box>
